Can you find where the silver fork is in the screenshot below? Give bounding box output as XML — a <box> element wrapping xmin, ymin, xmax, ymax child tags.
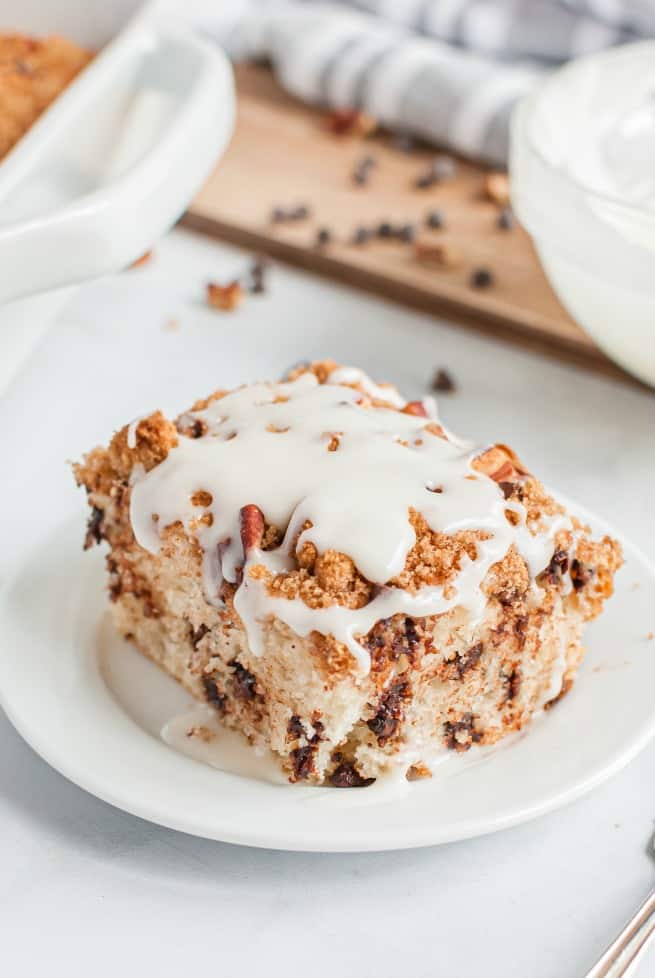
<box><xmin>583</xmin><ymin>890</ymin><xmax>655</xmax><ymax>977</ymax></box>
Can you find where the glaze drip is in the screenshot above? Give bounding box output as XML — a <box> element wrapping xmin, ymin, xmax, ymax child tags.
<box><xmin>129</xmin><ymin>368</ymin><xmax>568</xmax><ymax>673</ymax></box>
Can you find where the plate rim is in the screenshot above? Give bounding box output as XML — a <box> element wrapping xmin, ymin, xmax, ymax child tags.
<box><xmin>1</xmin><ymin>497</ymin><xmax>654</xmax><ymax>853</ymax></box>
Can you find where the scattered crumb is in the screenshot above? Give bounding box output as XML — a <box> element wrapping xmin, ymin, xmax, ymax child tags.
<box><xmin>497</xmin><ymin>207</ymin><xmax>514</xmax><ymax>231</ymax></box>
<box><xmin>426</xmin><ymin>209</ymin><xmax>445</xmax><ymax>230</ymax></box>
<box><xmin>483</xmin><ymin>172</ymin><xmax>510</xmax><ymax>206</ymax></box>
<box><xmin>414</xmin><ymin>155</ymin><xmax>456</xmax><ymax>190</ymax></box>
<box><xmin>351</xmin><ymin>226</ymin><xmax>372</xmax><ymax>245</ymax></box>
<box><xmin>163</xmin><ymin>317</ymin><xmax>180</xmax><ymax>332</ymax></box>
<box><xmin>248</xmin><ymin>255</ymin><xmax>269</xmax><ymax>294</ymax></box>
<box><xmin>129</xmin><ymin>250</ymin><xmax>153</xmax><ymax>269</ymax></box>
<box><xmin>206</xmin><ymin>280</ymin><xmax>243</xmax><ymax>311</ymax></box>
<box><xmin>271</xmin><ymin>204</ymin><xmax>310</xmax><ymax>224</ymax></box>
<box><xmin>186</xmin><ymin>725</ymin><xmax>215</xmax><ymax>743</ymax></box>
<box><xmin>391</xmin><ymin>132</ymin><xmax>415</xmax><ymax>153</ymax></box>
<box><xmin>647</xmin><ymin>632</ymin><xmax>653</xmax><ymax>641</ymax></box>
<box><xmin>431</xmin><ymin>368</ymin><xmax>456</xmax><ymax>393</ymax></box>
<box><xmin>325</xmin><ymin>107</ymin><xmax>377</xmax><ymax>136</ymax></box>
<box><xmin>414</xmin><ymin>240</ymin><xmax>463</xmax><ymax>268</ymax></box>
<box><xmin>352</xmin><ymin>155</ymin><xmax>377</xmax><ymax>186</ymax></box>
<box><xmin>631</xmin><ymin>581</ymin><xmax>641</xmax><ymax>591</ymax></box>
<box><xmin>470</xmin><ymin>266</ymin><xmax>494</xmax><ymax>289</ymax></box>
<box><xmin>407</xmin><ymin>763</ymin><xmax>432</xmax><ymax>781</ymax></box>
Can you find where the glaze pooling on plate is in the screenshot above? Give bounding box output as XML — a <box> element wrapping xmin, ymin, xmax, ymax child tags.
<box><xmin>129</xmin><ymin>367</ymin><xmax>568</xmax><ymax>673</ymax></box>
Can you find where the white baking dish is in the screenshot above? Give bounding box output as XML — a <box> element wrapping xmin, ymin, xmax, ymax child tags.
<box><xmin>0</xmin><ymin>0</ymin><xmax>234</xmax><ymax>391</ymax></box>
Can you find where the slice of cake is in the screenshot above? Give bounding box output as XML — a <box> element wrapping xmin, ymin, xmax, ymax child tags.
<box><xmin>74</xmin><ymin>361</ymin><xmax>622</xmax><ymax>786</ymax></box>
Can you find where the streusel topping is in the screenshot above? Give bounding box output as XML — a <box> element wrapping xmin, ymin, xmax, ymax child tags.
<box><xmin>128</xmin><ymin>364</ymin><xmax>572</xmax><ymax>671</ymax></box>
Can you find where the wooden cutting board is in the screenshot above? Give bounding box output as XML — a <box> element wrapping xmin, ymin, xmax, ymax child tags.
<box><xmin>184</xmin><ymin>64</ymin><xmax>621</xmax><ymax>379</ymax></box>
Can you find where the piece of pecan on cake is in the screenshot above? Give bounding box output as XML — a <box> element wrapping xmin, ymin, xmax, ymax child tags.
<box><xmin>73</xmin><ymin>361</ymin><xmax>622</xmax><ymax>786</ymax></box>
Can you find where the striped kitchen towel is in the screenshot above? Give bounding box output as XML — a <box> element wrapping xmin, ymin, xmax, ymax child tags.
<box><xmin>188</xmin><ymin>0</ymin><xmax>651</xmax><ymax>164</ymax></box>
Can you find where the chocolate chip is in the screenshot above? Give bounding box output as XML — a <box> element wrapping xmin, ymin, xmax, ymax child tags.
<box><xmin>455</xmin><ymin>642</ymin><xmax>483</xmax><ymax>678</ymax></box>
<box><xmin>378</xmin><ymin>221</ymin><xmax>394</xmax><ymax>238</ymax></box>
<box><xmin>249</xmin><ymin>255</ymin><xmax>269</xmax><ymax>293</ymax></box>
<box><xmin>414</xmin><ymin>170</ymin><xmax>436</xmax><ymax>190</ymax></box>
<box><xmin>202</xmin><ymin>674</ymin><xmax>227</xmax><ymax>713</ymax></box>
<box><xmin>398</xmin><ymin>223</ymin><xmax>416</xmax><ymax>243</ymax></box>
<box><xmin>291</xmin><ymin>745</ymin><xmax>315</xmax><ymax>780</ymax></box>
<box><xmin>431</xmin><ymin>368</ymin><xmax>455</xmax><ymax>393</ymax></box>
<box><xmin>190</xmin><ymin>418</ymin><xmax>207</xmax><ymax>438</ymax></box>
<box><xmin>229</xmin><ymin>659</ymin><xmax>259</xmax><ymax>700</ymax></box>
<box><xmin>315</xmin><ymin>227</ymin><xmax>332</xmax><ymax>247</ymax></box>
<box><xmin>426</xmin><ymin>210</ymin><xmax>444</xmax><ymax>230</ymax></box>
<box><xmin>470</xmin><ymin>267</ymin><xmax>494</xmax><ymax>289</ymax></box>
<box><xmin>329</xmin><ymin>762</ymin><xmax>375</xmax><ymax>788</ymax></box>
<box><xmin>84</xmin><ymin>506</ymin><xmax>104</xmax><ymax>550</ymax></box>
<box><xmin>514</xmin><ymin>615</ymin><xmax>528</xmax><ymax>647</ymax></box>
<box><xmin>352</xmin><ymin>226</ymin><xmax>372</xmax><ymax>245</ymax></box>
<box><xmin>404</xmin><ymin>617</ymin><xmax>419</xmax><ymax>649</ymax></box>
<box><xmin>498</xmin><ymin>481</ymin><xmax>514</xmax><ymax>500</ymax></box>
<box><xmin>392</xmin><ymin>132</ymin><xmax>415</xmax><ymax>153</ymax></box>
<box><xmin>432</xmin><ymin>155</ymin><xmax>457</xmax><ymax>181</ymax></box>
<box><xmin>497</xmin><ymin>207</ymin><xmax>514</xmax><ymax>230</ymax></box>
<box><xmin>353</xmin><ymin>155</ymin><xmax>377</xmax><ymax>185</ymax></box>
<box><xmin>541</xmin><ymin>549</ymin><xmax>570</xmax><ymax>586</ymax></box>
<box><xmin>270</xmin><ymin>205</ymin><xmax>310</xmax><ymax>223</ymax></box>
<box><xmin>367</xmin><ymin>680</ymin><xmax>410</xmax><ymax>743</ymax></box>
<box><xmin>443</xmin><ymin>713</ymin><xmax>482</xmax><ymax>752</ymax></box>
<box><xmin>506</xmin><ymin>666</ymin><xmax>522</xmax><ymax>701</ymax></box>
<box><xmin>190</xmin><ymin>623</ymin><xmax>209</xmax><ymax>649</ymax></box>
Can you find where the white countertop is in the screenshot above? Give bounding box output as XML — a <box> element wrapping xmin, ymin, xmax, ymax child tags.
<box><xmin>2</xmin><ymin>228</ymin><xmax>655</xmax><ymax>978</ymax></box>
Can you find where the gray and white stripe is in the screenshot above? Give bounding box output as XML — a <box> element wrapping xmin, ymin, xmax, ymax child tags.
<box><xmin>196</xmin><ymin>0</ymin><xmax>653</xmax><ymax>164</ymax></box>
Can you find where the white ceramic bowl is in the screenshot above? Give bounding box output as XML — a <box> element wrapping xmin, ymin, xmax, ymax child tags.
<box><xmin>510</xmin><ymin>43</ymin><xmax>655</xmax><ymax>388</ymax></box>
<box><xmin>0</xmin><ymin>0</ymin><xmax>234</xmax><ymax>391</ymax></box>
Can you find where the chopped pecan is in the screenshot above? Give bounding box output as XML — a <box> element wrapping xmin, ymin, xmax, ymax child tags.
<box><xmin>483</xmin><ymin>172</ymin><xmax>510</xmax><ymax>206</ymax></box>
<box><xmin>402</xmin><ymin>400</ymin><xmax>427</xmax><ymax>417</ymax></box>
<box><xmin>325</xmin><ymin>107</ymin><xmax>377</xmax><ymax>136</ymax></box>
<box><xmin>570</xmin><ymin>559</ymin><xmax>594</xmax><ymax>591</ymax></box>
<box><xmin>206</xmin><ymin>280</ymin><xmax>243</xmax><ymax>311</ymax></box>
<box><xmin>414</xmin><ymin>240</ymin><xmax>463</xmax><ymax>268</ymax></box>
<box><xmin>239</xmin><ymin>504</ymin><xmax>265</xmax><ymax>555</ymax></box>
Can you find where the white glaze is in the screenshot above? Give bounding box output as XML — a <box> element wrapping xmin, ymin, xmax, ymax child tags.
<box><xmin>129</xmin><ymin>368</ymin><xmax>570</xmax><ymax>673</ymax></box>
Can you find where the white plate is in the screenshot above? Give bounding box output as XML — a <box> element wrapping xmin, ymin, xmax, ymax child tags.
<box><xmin>1</xmin><ymin>502</ymin><xmax>654</xmax><ymax>852</ymax></box>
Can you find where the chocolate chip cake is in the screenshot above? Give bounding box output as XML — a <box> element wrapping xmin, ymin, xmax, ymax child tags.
<box><xmin>74</xmin><ymin>361</ymin><xmax>622</xmax><ymax>786</ymax></box>
<box><xmin>0</xmin><ymin>34</ymin><xmax>91</xmax><ymax>160</ymax></box>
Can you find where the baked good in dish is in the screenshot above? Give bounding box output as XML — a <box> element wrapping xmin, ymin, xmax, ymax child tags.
<box><xmin>0</xmin><ymin>34</ymin><xmax>91</xmax><ymax>160</ymax></box>
<box><xmin>74</xmin><ymin>361</ymin><xmax>622</xmax><ymax>786</ymax></box>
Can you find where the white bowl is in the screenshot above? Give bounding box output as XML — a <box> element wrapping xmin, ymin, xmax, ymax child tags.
<box><xmin>510</xmin><ymin>43</ymin><xmax>655</xmax><ymax>388</ymax></box>
<box><xmin>0</xmin><ymin>0</ymin><xmax>235</xmax><ymax>392</ymax></box>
